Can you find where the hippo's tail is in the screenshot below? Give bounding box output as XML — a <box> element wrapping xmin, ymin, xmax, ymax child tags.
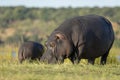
<box><xmin>18</xmin><ymin>47</ymin><xmax>25</xmax><ymax>63</ymax></box>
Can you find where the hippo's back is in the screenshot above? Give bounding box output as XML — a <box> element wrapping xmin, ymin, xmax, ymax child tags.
<box><xmin>77</xmin><ymin>15</ymin><xmax>114</xmax><ymax>58</ymax></box>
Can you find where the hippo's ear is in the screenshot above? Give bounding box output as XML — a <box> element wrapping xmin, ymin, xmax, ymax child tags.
<box><xmin>55</xmin><ymin>33</ymin><xmax>66</xmax><ymax>40</ymax></box>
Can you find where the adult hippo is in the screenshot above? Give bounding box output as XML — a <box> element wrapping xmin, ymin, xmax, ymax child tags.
<box><xmin>18</xmin><ymin>41</ymin><xmax>44</xmax><ymax>63</ymax></box>
<box><xmin>41</xmin><ymin>15</ymin><xmax>114</xmax><ymax>65</ymax></box>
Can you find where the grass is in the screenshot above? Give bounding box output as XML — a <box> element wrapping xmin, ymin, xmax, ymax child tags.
<box><xmin>0</xmin><ymin>46</ymin><xmax>120</xmax><ymax>80</ymax></box>
<box><xmin>0</xmin><ymin>62</ymin><xmax>120</xmax><ymax>80</ymax></box>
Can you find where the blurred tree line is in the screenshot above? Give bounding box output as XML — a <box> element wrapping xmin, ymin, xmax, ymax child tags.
<box><xmin>0</xmin><ymin>6</ymin><xmax>120</xmax><ymax>47</ymax></box>
<box><xmin>0</xmin><ymin>6</ymin><xmax>120</xmax><ymax>27</ymax></box>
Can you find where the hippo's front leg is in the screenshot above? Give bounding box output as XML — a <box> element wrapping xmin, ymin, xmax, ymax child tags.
<box><xmin>88</xmin><ymin>58</ymin><xmax>95</xmax><ymax>65</ymax></box>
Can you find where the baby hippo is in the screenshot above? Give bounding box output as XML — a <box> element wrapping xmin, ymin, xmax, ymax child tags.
<box><xmin>18</xmin><ymin>41</ymin><xmax>44</xmax><ymax>63</ymax></box>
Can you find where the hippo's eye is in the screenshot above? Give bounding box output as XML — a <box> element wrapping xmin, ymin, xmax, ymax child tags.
<box><xmin>49</xmin><ymin>42</ymin><xmax>55</xmax><ymax>48</ymax></box>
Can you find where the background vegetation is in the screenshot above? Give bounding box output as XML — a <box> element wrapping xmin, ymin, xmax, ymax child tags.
<box><xmin>0</xmin><ymin>6</ymin><xmax>120</xmax><ymax>80</ymax></box>
<box><xmin>0</xmin><ymin>6</ymin><xmax>120</xmax><ymax>46</ymax></box>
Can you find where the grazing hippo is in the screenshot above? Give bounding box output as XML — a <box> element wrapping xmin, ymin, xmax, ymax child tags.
<box><xmin>41</xmin><ymin>15</ymin><xmax>114</xmax><ymax>65</ymax></box>
<box><xmin>18</xmin><ymin>41</ymin><xmax>44</xmax><ymax>63</ymax></box>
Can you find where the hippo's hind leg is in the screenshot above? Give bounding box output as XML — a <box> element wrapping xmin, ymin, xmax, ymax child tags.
<box><xmin>18</xmin><ymin>53</ymin><xmax>24</xmax><ymax>63</ymax></box>
<box><xmin>18</xmin><ymin>52</ymin><xmax>24</xmax><ymax>63</ymax></box>
<box><xmin>88</xmin><ymin>58</ymin><xmax>95</xmax><ymax>65</ymax></box>
<box><xmin>100</xmin><ymin>51</ymin><xmax>109</xmax><ymax>65</ymax></box>
<box><xmin>19</xmin><ymin>59</ymin><xmax>24</xmax><ymax>63</ymax></box>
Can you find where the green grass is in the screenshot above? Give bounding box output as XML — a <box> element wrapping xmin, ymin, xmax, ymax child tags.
<box><xmin>0</xmin><ymin>62</ymin><xmax>120</xmax><ymax>80</ymax></box>
<box><xmin>0</xmin><ymin>46</ymin><xmax>120</xmax><ymax>80</ymax></box>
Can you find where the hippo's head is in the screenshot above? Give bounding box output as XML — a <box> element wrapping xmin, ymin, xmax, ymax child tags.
<box><xmin>40</xmin><ymin>32</ymin><xmax>71</xmax><ymax>64</ymax></box>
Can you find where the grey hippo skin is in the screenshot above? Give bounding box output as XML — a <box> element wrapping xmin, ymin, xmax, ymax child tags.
<box><xmin>40</xmin><ymin>15</ymin><xmax>114</xmax><ymax>65</ymax></box>
<box><xmin>18</xmin><ymin>41</ymin><xmax>44</xmax><ymax>63</ymax></box>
